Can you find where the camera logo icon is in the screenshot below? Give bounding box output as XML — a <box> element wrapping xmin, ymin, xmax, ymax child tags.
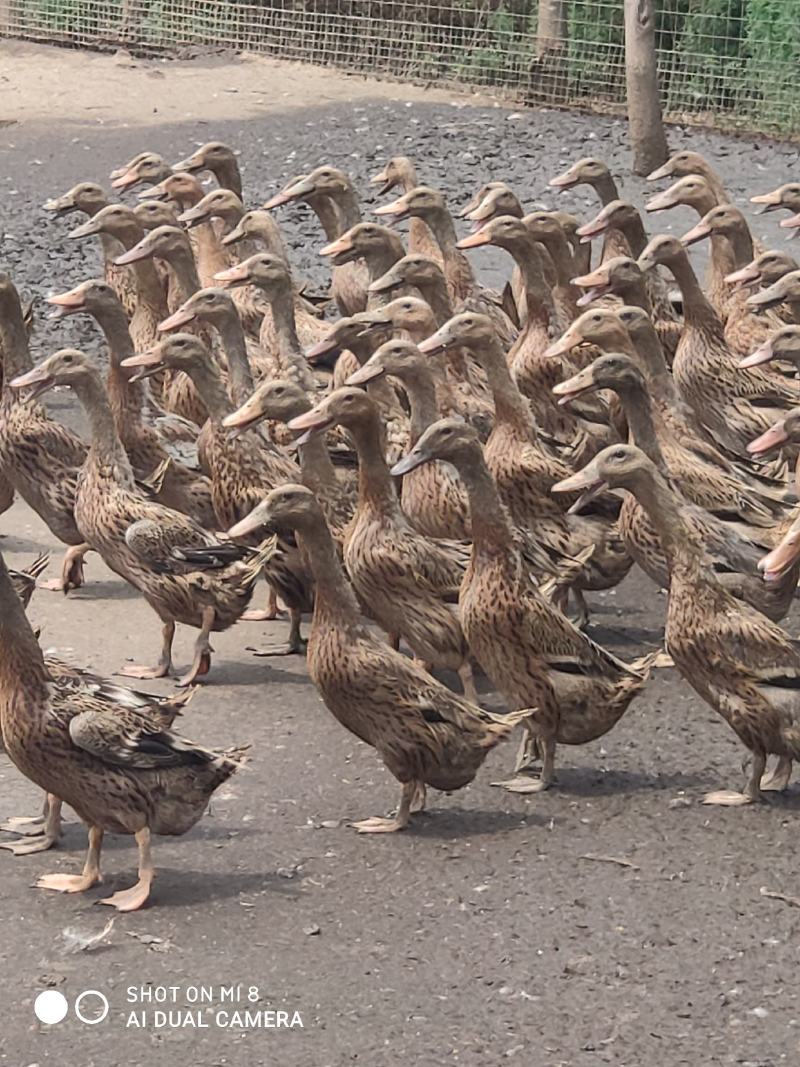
<box><xmin>34</xmin><ymin>989</ymin><xmax>109</xmax><ymax>1025</ymax></box>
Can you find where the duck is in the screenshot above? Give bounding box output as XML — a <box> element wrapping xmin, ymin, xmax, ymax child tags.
<box><xmin>553</xmin><ymin>353</ymin><xmax>800</xmax><ymax>621</ymax></box>
<box><xmin>549</xmin><ymin>157</ymin><xmax>631</xmax><ymax>261</ymax></box>
<box><xmin>393</xmin><ymin>419</ymin><xmax>658</xmax><ymax>791</ymax></box>
<box><xmin>636</xmin><ymin>235</ymin><xmax>799</xmax><ymax>458</ymax></box>
<box><xmin>263</xmin><ymin>165</ymin><xmax>369</xmax><ymax>315</ymax></box>
<box><xmin>680</xmin><ymin>204</ymin><xmax>783</xmax><ymax>354</ymax></box>
<box><xmin>286</xmin><ymin>388</ymin><xmax>477</xmax><ymax>699</ymax></box>
<box><xmin>373</xmin><ymin>185</ymin><xmax>516</xmax><ymax>343</ymax></box>
<box><xmin>10</xmin><ymin>349</ymin><xmax>272</xmax><ymax>685</ymax></box>
<box><xmin>419</xmin><ymin>313</ymin><xmax>633</xmax><ymax>626</ymax></box>
<box><xmin>570</xmin><ymin>255</ymin><xmax>681</xmax><ymax>362</ymax></box>
<box><xmin>222</xmin><ymin>379</ymin><xmax>357</xmax><ymax>545</ymax></box>
<box><xmin>750</xmin><ymin>182</ymin><xmax>800</xmax><ymax>218</ymax></box>
<box><xmin>0</xmin><ymin>274</ymin><xmax>90</xmax><ymax>592</ymax></box>
<box><xmin>110</xmin><ymin>151</ymin><xmax>173</xmax><ymax>193</ymax></box>
<box><xmin>44</xmin><ymin>181</ymin><xmax>138</xmax><ymax>317</ymax></box>
<box><xmin>370</xmin><ymin>156</ymin><xmax>442</xmax><ymax>263</ymax></box>
<box><xmin>646</xmin><ymin>149</ymin><xmax>730</xmax><ymax>201</ymax></box>
<box><xmin>47</xmin><ymin>279</ymin><xmax>216</xmax><ymax>527</ymax></box>
<box><xmin>557</xmin><ymin>444</ymin><xmax>800</xmax><ymax>807</ymax></box>
<box><xmin>345</xmin><ymin>338</ymin><xmax>470</xmax><ymax>539</ymax></box>
<box><xmin>0</xmin><ymin>546</ymin><xmax>246</xmax><ymax>907</ymax></box>
<box><xmin>320</xmin><ymin>222</ymin><xmax>408</xmax><ymax>307</ymax></box>
<box><xmin>228</xmin><ymin>484</ymin><xmax>527</xmax><ymax>831</ymax></box>
<box><xmin>173</xmin><ymin>141</ymin><xmax>243</xmax><ymax>198</ymax></box>
<box><xmin>745</xmin><ymin>270</ymin><xmax>800</xmax><ymax>325</ymax></box>
<box><xmin>726</xmin><ymin>249</ymin><xmax>799</xmax><ymax>310</ymax></box>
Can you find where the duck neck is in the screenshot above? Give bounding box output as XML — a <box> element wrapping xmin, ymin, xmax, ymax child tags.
<box><xmin>537</xmin><ymin>232</ymin><xmax>575</xmax><ymax>288</ymax></box>
<box><xmin>399</xmin><ymin>367</ymin><xmax>439</xmax><ymax>443</ymax></box>
<box><xmin>426</xmin><ymin>207</ymin><xmax>476</xmax><ymax>284</ymax></box>
<box><xmin>631</xmin><ymin>468</ymin><xmax>705</xmax><ymax>582</ymax></box>
<box><xmin>366</xmin><ymin>238</ymin><xmax>405</xmax><ymax>282</ymax></box>
<box><xmin>633</xmin><ymin>331</ymin><xmax>679</xmax><ymax>407</ymax></box>
<box><xmin>216</xmin><ymin>312</ymin><xmax>255</xmax><ymax>408</ymax></box>
<box><xmin>332</xmin><ymin>186</ymin><xmax>361</xmax><ymax>231</ymax></box>
<box><xmin>214</xmin><ymin>161</ymin><xmax>242</xmax><ymax>199</ymax></box>
<box><xmin>92</xmin><ymin>301</ymin><xmax>144</xmax><ymax>433</ymax></box>
<box><xmin>0</xmin><ymin>296</ymin><xmax>32</xmax><ymax>378</ymax></box>
<box><xmin>508</xmin><ymin>236</ymin><xmax>551</xmax><ymax>325</ymax></box>
<box><xmin>593</xmin><ymin>174</ymin><xmax>620</xmax><ymax>206</ymax></box>
<box><xmin>663</xmin><ymin>253</ymin><xmax>722</xmax><ymax>332</ymax></box>
<box><xmin>182</xmin><ymin>360</ymin><xmax>231</xmax><ymax>422</ymax></box>
<box><xmin>416</xmin><ymin>276</ymin><xmax>454</xmax><ymax>325</ymax></box>
<box><xmin>614</xmin><ymin>381</ymin><xmax>668</xmax><ymax>469</ymax></box>
<box><xmin>0</xmin><ymin>552</ymin><xmax>49</xmax><ymax>701</ymax></box>
<box><xmin>166</xmin><ymin>247</ymin><xmax>201</xmax><ymax>303</ymax></box>
<box><xmin>349</xmin><ymin>413</ymin><xmax>399</xmax><ymax>515</ymax></box>
<box><xmin>724</xmin><ymin>224</ymin><xmax>755</xmax><ymax>270</ymax></box>
<box><xmin>470</xmin><ymin>337</ymin><xmax>533</xmax><ymax>434</ymax></box>
<box><xmin>72</xmin><ymin>371</ymin><xmax>136</xmax><ymax>486</ymax></box>
<box><xmin>266</xmin><ymin>284</ymin><xmax>315</xmax><ymax>392</ymax></box>
<box><xmin>306</xmin><ymin>195</ymin><xmax>340</xmax><ymax>242</ymax></box>
<box><xmin>296</xmin><ymin>519</ymin><xmax>362</xmax><ymax>628</ymax></box>
<box><xmin>455</xmin><ymin>449</ymin><xmax>513</xmax><ymax>553</ymax></box>
<box><xmin>619</xmin><ymin>214</ymin><xmax>649</xmax><ymax>258</ymax></box>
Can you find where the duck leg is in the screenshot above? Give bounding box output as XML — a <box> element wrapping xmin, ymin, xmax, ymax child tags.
<box><xmin>177</xmin><ymin>607</ymin><xmax>215</xmax><ymax>687</ymax></box>
<box><xmin>513</xmin><ymin>722</ymin><xmax>543</xmax><ymax>774</ymax></box>
<box><xmin>39</xmin><ymin>543</ymin><xmax>90</xmax><ymax>592</ymax></box>
<box><xmin>0</xmin><ymin>795</ymin><xmax>62</xmax><ymax>855</ymax></box>
<box><xmin>703</xmin><ymin>751</ymin><xmax>766</xmax><ymax>806</ymax></box>
<box><xmin>99</xmin><ymin>827</ymin><xmax>154</xmax><ymax>912</ymax></box>
<box><xmin>36</xmin><ymin>825</ymin><xmax>103</xmax><ymax>894</ymax></box>
<box><xmin>118</xmin><ymin>620</ymin><xmax>175</xmax><ymax>680</ymax></box>
<box><xmin>492</xmin><ymin>736</ymin><xmax>556</xmax><ymax>793</ymax></box>
<box><xmin>250</xmin><ymin>606</ymin><xmax>306</xmax><ymax>657</ymax></box>
<box><xmin>351</xmin><ymin>780</ymin><xmax>418</xmax><ymax>833</ymax></box>
<box><xmin>458</xmin><ymin>660</ymin><xmax>479</xmax><ymax>704</ymax></box>
<box><xmin>760</xmin><ymin>756</ymin><xmax>792</xmax><ymax>792</ymax></box>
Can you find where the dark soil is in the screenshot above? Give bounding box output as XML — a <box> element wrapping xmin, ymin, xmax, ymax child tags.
<box><xmin>1</xmin><ymin>67</ymin><xmax>800</xmax><ymax>1067</ymax></box>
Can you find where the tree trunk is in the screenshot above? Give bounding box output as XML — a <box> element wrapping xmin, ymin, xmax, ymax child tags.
<box><xmin>624</xmin><ymin>0</ymin><xmax>669</xmax><ymax>176</ymax></box>
<box><xmin>535</xmin><ymin>0</ymin><xmax>566</xmax><ymax>58</ymax></box>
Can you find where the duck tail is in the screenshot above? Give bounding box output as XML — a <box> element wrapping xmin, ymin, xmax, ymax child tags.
<box><xmin>239</xmin><ymin>534</ymin><xmax>280</xmax><ymax>588</ymax></box>
<box><xmin>138</xmin><ymin>456</ymin><xmax>172</xmax><ymax>497</ymax></box>
<box><xmin>628</xmin><ymin>648</ymin><xmax>673</xmax><ymax>679</ymax></box>
<box><xmin>539</xmin><ymin>545</ymin><xmax>595</xmax><ymax>601</ymax></box>
<box><xmin>25</xmin><ymin>553</ymin><xmax>50</xmax><ymax>582</ymax></box>
<box><xmin>482</xmin><ymin>705</ymin><xmax>535</xmax><ymax>745</ymax></box>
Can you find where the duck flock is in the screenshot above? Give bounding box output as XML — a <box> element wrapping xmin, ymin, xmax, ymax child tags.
<box><xmin>2</xmin><ymin>141</ymin><xmax>800</xmax><ymax>912</ymax></box>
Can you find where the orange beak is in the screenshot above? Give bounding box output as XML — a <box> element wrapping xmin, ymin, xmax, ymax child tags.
<box><xmin>46</xmin><ymin>286</ymin><xmax>88</xmax><ymax>318</ymax></box>
<box><xmin>544</xmin><ymin>324</ymin><xmax>583</xmax><ymax>358</ymax></box>
<box><xmin>158</xmin><ymin>307</ymin><xmax>196</xmax><ymax>332</ymax></box>
<box><xmin>747</xmin><ymin>418</ymin><xmax>787</xmax><ymax>455</ymax></box>
<box><xmin>456</xmin><ymin>229</ymin><xmax>492</xmax><ymax>250</ymax></box>
<box><xmin>680</xmin><ymin>221</ymin><xmax>712</xmax><ymax>247</ymax></box>
<box><xmin>214</xmin><ymin>264</ymin><xmax>252</xmax><ymax>287</ymax></box>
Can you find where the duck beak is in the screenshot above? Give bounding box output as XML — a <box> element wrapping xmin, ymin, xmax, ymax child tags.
<box><xmin>747</xmin><ymin>419</ymin><xmax>787</xmax><ymax>455</ymax></box>
<box><xmin>644</xmin><ymin>189</ymin><xmax>678</xmax><ymax>213</ymax></box>
<box><xmin>390</xmin><ymin>445</ymin><xmax>430</xmax><ymax>477</ymax></box>
<box><xmin>178</xmin><ymin>204</ymin><xmax>210</xmax><ymax>229</ymax></box>
<box><xmin>68</xmin><ymin>217</ymin><xmax>103</xmax><ymax>239</ymax></box>
<box><xmin>544</xmin><ymin>324</ymin><xmax>583</xmax><ymax>358</ymax></box>
<box><xmin>220</xmin><ymin>224</ymin><xmax>245</xmax><ymax>247</ymax></box>
<box><xmin>346</xmin><ymin>362</ymin><xmax>385</xmax><ymax>386</ymax></box>
<box><xmin>368</xmin><ymin>271</ymin><xmax>401</xmax><ymax>295</ymax></box>
<box><xmin>9</xmin><ymin>365</ymin><xmax>56</xmax><ymax>400</ymax></box>
<box><xmin>119</xmin><ymin>349</ymin><xmax>165</xmax><ymax>381</ymax></box>
<box><xmin>637</xmin><ymin>252</ymin><xmax>657</xmax><ymax>273</ymax></box>
<box><xmin>137</xmin><ymin>182</ymin><xmax>168</xmax><ymax>202</ymax></box>
<box><xmin>780</xmin><ymin>213</ymin><xmax>800</xmax><ymax>239</ymax></box>
<box><xmin>456</xmin><ymin>229</ymin><xmax>492</xmax><ymax>250</ymax></box>
<box><xmin>228</xmin><ymin>502</ymin><xmax>274</xmax><ymax>540</ymax></box>
<box><xmin>222</xmin><ymin>396</ymin><xmax>266</xmax><ymax>438</ymax></box>
<box><xmin>369</xmin><ymin>168</ymin><xmax>394</xmax><ymax>197</ymax></box>
<box><xmin>572</xmin><ymin>267</ymin><xmax>609</xmax><ymax>307</ymax></box>
<box><xmin>576</xmin><ymin>215</ymin><xmax>608</xmax><ymax>242</ymax></box>
<box><xmin>750</xmin><ymin>190</ymin><xmax>783</xmax><ymax>215</ymax></box>
<box><xmin>746</xmin><ymin>287</ymin><xmax>781</xmax><ymax>310</ymax></box>
<box><xmin>759</xmin><ymin>524</ymin><xmax>800</xmax><ymax>581</ymax></box>
<box><xmin>725</xmin><ymin>263</ymin><xmax>760</xmax><ymax>289</ymax></box>
<box><xmin>374</xmin><ymin>195</ymin><xmax>410</xmax><ymax>222</ymax></box>
<box><xmin>645</xmin><ymin>161</ymin><xmax>674</xmax><ymax>182</ymax></box>
<box><xmin>552</xmin><ymin>367</ymin><xmax>596</xmax><ymax>405</ymax></box>
<box><xmin>43</xmin><ymin>193</ymin><xmax>76</xmax><ymax>215</ymax></box>
<box><xmin>158</xmin><ymin>307</ymin><xmax>196</xmax><ymax>332</ymax></box>
<box><xmin>172</xmin><ymin>154</ymin><xmax>201</xmax><ymax>174</ymax></box>
<box><xmin>287</xmin><ymin>406</ymin><xmax>334</xmax><ymax>445</ymax></box>
<box><xmin>214</xmin><ymin>263</ymin><xmax>252</xmax><ymax>288</ymax></box>
<box><xmin>739</xmin><ymin>339</ymin><xmax>775</xmax><ymax>368</ymax></box>
<box><xmin>264</xmin><ymin>177</ymin><xmax>315</xmax><ymax>210</ymax></box>
<box><xmin>680</xmin><ymin>220</ymin><xmax>712</xmax><ymax>247</ymax></box>
<box><xmin>111</xmin><ymin>168</ymin><xmax>141</xmax><ymax>191</ymax></box>
<box><xmin>418</xmin><ymin>326</ymin><xmax>452</xmax><ymax>356</ymax></box>
<box><xmin>549</xmin><ymin>168</ymin><xmax>579</xmax><ymax>189</ymax></box>
<box><xmin>320</xmin><ymin>234</ymin><xmax>356</xmax><ymax>264</ymax></box>
<box><xmin>47</xmin><ymin>287</ymin><xmax>87</xmax><ymax>318</ymax></box>
<box><xmin>304</xmin><ymin>335</ymin><xmax>341</xmax><ymax>364</ymax></box>
<box><xmin>552</xmin><ymin>458</ymin><xmax>607</xmax><ymax>497</ymax></box>
<box><xmin>114</xmin><ymin>241</ymin><xmax>152</xmax><ymax>265</ymax></box>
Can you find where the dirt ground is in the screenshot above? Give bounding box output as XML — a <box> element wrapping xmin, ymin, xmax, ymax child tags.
<box><xmin>2</xmin><ymin>40</ymin><xmax>800</xmax><ymax>1067</ymax></box>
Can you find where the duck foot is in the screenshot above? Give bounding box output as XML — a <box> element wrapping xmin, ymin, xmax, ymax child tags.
<box><xmin>1</xmin><ymin>833</ymin><xmax>59</xmax><ymax>856</ymax></box>
<box><xmin>38</xmin><ymin>544</ymin><xmax>90</xmax><ymax>592</ymax></box>
<box><xmin>351</xmin><ymin>816</ymin><xmax>409</xmax><ymax>834</ymax></box>
<box><xmin>176</xmin><ymin>651</ymin><xmax>211</xmax><ymax>688</ymax></box>
<box><xmin>249</xmin><ymin>641</ymin><xmax>307</xmax><ymax>657</ymax></box>
<box><xmin>99</xmin><ymin>876</ymin><xmax>153</xmax><ymax>912</ymax></box>
<box><xmin>491</xmin><ymin>775</ymin><xmax>552</xmax><ymax>794</ymax></box>
<box><xmin>241</xmin><ymin>609</ymin><xmax>283</xmax><ymax>622</ymax></box>
<box><xmin>0</xmin><ymin>815</ymin><xmax>47</xmax><ymax>835</ymax></box>
<box><xmin>702</xmin><ymin>790</ymin><xmax>758</xmax><ymax>806</ymax></box>
<box><xmin>761</xmin><ymin>756</ymin><xmax>792</xmax><ymax>792</ymax></box>
<box><xmin>118</xmin><ymin>662</ymin><xmax>172</xmax><ymax>680</ymax></box>
<box><xmin>36</xmin><ymin>872</ymin><xmax>102</xmax><ymax>893</ymax></box>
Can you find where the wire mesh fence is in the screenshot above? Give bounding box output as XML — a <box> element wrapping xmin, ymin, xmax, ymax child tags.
<box><xmin>1</xmin><ymin>1</ymin><xmax>799</xmax><ymax>135</ymax></box>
